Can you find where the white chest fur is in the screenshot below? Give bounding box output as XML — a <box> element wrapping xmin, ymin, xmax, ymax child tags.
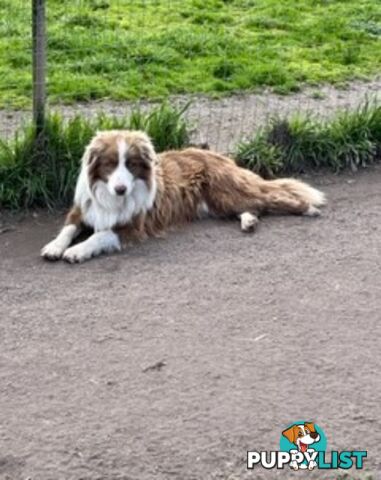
<box><xmin>74</xmin><ymin>168</ymin><xmax>156</xmax><ymax>231</ymax></box>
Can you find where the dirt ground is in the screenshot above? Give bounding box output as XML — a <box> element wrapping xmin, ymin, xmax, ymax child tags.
<box><xmin>1</xmin><ymin>78</ymin><xmax>380</xmax><ymax>152</ymax></box>
<box><xmin>0</xmin><ymin>165</ymin><xmax>380</xmax><ymax>480</ymax></box>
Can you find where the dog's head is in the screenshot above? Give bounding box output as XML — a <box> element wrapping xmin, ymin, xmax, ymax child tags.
<box><xmin>282</xmin><ymin>423</ymin><xmax>320</xmax><ymax>453</ymax></box>
<box><xmin>83</xmin><ymin>130</ymin><xmax>157</xmax><ymax>199</ymax></box>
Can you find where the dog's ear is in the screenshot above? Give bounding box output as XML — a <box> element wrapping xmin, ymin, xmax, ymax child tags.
<box><xmin>304</xmin><ymin>422</ymin><xmax>316</xmax><ymax>433</ymax></box>
<box><xmin>87</xmin><ymin>148</ymin><xmax>98</xmax><ymax>165</ymax></box>
<box><xmin>282</xmin><ymin>425</ymin><xmax>297</xmax><ymax>444</ymax></box>
<box><xmin>126</xmin><ymin>136</ymin><xmax>157</xmax><ymax>180</ymax></box>
<box><xmin>81</xmin><ymin>144</ymin><xmax>99</xmax><ymax>167</ymax></box>
<box><xmin>83</xmin><ymin>133</ymin><xmax>106</xmax><ymax>167</ymax></box>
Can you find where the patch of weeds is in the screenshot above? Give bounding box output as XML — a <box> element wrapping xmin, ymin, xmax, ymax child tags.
<box><xmin>341</xmin><ymin>45</ymin><xmax>361</xmax><ymax>65</ymax></box>
<box><xmin>351</xmin><ymin>20</ymin><xmax>381</xmax><ymax>37</ymax></box>
<box><xmin>236</xmin><ymin>101</ymin><xmax>381</xmax><ymax>176</ymax></box>
<box><xmin>64</xmin><ymin>13</ymin><xmax>102</xmax><ymax>28</ymax></box>
<box><xmin>212</xmin><ymin>61</ymin><xmax>237</xmax><ymax>80</ymax></box>
<box><xmin>245</xmin><ymin>16</ymin><xmax>287</xmax><ymax>30</ymax></box>
<box><xmin>310</xmin><ymin>90</ymin><xmax>326</xmax><ymax>100</ymax></box>
<box><xmin>90</xmin><ymin>0</ymin><xmax>110</xmax><ymax>10</ymax></box>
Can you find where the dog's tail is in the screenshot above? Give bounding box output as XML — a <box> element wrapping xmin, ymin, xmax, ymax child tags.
<box><xmin>270</xmin><ymin>178</ymin><xmax>326</xmax><ymax>206</ymax></box>
<box><xmin>264</xmin><ymin>178</ymin><xmax>326</xmax><ymax>215</ymax></box>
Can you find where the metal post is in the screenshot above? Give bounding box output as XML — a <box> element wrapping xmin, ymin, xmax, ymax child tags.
<box><xmin>32</xmin><ymin>0</ymin><xmax>46</xmax><ymax>134</ymax></box>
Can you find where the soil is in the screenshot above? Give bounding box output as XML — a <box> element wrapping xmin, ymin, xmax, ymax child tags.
<box><xmin>1</xmin><ymin>78</ymin><xmax>380</xmax><ymax>153</ymax></box>
<box><xmin>0</xmin><ymin>166</ymin><xmax>380</xmax><ymax>480</ymax></box>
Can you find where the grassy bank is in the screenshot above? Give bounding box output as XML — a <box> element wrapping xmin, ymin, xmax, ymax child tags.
<box><xmin>1</xmin><ymin>102</ymin><xmax>381</xmax><ymax>210</ymax></box>
<box><xmin>1</xmin><ymin>0</ymin><xmax>381</xmax><ymax>107</ymax></box>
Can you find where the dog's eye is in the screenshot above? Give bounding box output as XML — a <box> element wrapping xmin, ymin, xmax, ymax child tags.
<box><xmin>126</xmin><ymin>157</ymin><xmax>150</xmax><ymax>171</ymax></box>
<box><xmin>99</xmin><ymin>157</ymin><xmax>117</xmax><ymax>174</ymax></box>
<box><xmin>126</xmin><ymin>158</ymin><xmax>137</xmax><ymax>167</ymax></box>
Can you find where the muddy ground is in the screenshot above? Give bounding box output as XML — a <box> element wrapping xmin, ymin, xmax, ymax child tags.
<box><xmin>0</xmin><ymin>166</ymin><xmax>380</xmax><ymax>480</ymax></box>
<box><xmin>1</xmin><ymin>78</ymin><xmax>380</xmax><ymax>152</ymax></box>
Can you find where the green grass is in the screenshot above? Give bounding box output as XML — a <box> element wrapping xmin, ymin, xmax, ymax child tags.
<box><xmin>1</xmin><ymin>0</ymin><xmax>381</xmax><ymax>107</ymax></box>
<box><xmin>236</xmin><ymin>102</ymin><xmax>381</xmax><ymax>176</ymax></box>
<box><xmin>236</xmin><ymin>103</ymin><xmax>381</xmax><ymax>177</ymax></box>
<box><xmin>0</xmin><ymin>103</ymin><xmax>190</xmax><ymax>209</ymax></box>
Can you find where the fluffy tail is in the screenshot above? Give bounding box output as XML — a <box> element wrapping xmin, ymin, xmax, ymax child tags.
<box><xmin>262</xmin><ymin>178</ymin><xmax>326</xmax><ymax>216</ymax></box>
<box><xmin>270</xmin><ymin>178</ymin><xmax>326</xmax><ymax>206</ymax></box>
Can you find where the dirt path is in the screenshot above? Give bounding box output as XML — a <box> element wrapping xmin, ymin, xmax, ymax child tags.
<box><xmin>1</xmin><ymin>168</ymin><xmax>381</xmax><ymax>480</ymax></box>
<box><xmin>1</xmin><ymin>78</ymin><xmax>380</xmax><ymax>152</ymax></box>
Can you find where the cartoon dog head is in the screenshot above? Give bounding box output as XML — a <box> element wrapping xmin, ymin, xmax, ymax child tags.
<box><xmin>282</xmin><ymin>423</ymin><xmax>320</xmax><ymax>453</ymax></box>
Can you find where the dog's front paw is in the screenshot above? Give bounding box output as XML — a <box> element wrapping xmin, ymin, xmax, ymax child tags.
<box><xmin>308</xmin><ymin>460</ymin><xmax>317</xmax><ymax>470</ymax></box>
<box><xmin>41</xmin><ymin>240</ymin><xmax>66</xmax><ymax>261</ymax></box>
<box><xmin>63</xmin><ymin>244</ymin><xmax>91</xmax><ymax>264</ymax></box>
<box><xmin>289</xmin><ymin>461</ymin><xmax>299</xmax><ymax>471</ymax></box>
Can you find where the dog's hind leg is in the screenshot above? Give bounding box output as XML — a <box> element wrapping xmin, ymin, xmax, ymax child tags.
<box><xmin>239</xmin><ymin>212</ymin><xmax>259</xmax><ymax>232</ymax></box>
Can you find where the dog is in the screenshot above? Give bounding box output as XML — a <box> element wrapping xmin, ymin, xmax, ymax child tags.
<box><xmin>282</xmin><ymin>422</ymin><xmax>321</xmax><ymax>470</ymax></box>
<box><xmin>41</xmin><ymin>130</ymin><xmax>326</xmax><ymax>263</ymax></box>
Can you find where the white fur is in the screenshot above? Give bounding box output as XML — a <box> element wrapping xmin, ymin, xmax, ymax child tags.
<box><xmin>63</xmin><ymin>230</ymin><xmax>120</xmax><ymax>263</ymax></box>
<box><xmin>271</xmin><ymin>179</ymin><xmax>326</xmax><ymax>207</ymax></box>
<box><xmin>74</xmin><ymin>138</ymin><xmax>156</xmax><ymax>232</ymax></box>
<box><xmin>240</xmin><ymin>212</ymin><xmax>258</xmax><ymax>232</ymax></box>
<box><xmin>301</xmin><ymin>184</ymin><xmax>326</xmax><ymax>207</ymax></box>
<box><xmin>106</xmin><ymin>140</ymin><xmax>134</xmax><ymax>196</ymax></box>
<box><xmin>304</xmin><ymin>205</ymin><xmax>321</xmax><ymax>217</ymax></box>
<box><xmin>197</xmin><ymin>201</ymin><xmax>209</xmax><ymax>218</ymax></box>
<box><xmin>288</xmin><ymin>180</ymin><xmax>326</xmax><ymax>206</ymax></box>
<box><xmin>41</xmin><ymin>224</ymin><xmax>78</xmax><ymax>259</ymax></box>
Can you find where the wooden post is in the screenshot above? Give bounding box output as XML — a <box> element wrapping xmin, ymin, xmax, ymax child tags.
<box><xmin>32</xmin><ymin>0</ymin><xmax>46</xmax><ymax>134</ymax></box>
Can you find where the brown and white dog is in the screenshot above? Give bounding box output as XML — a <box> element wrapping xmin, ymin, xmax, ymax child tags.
<box><xmin>41</xmin><ymin>130</ymin><xmax>326</xmax><ymax>263</ymax></box>
<box><xmin>282</xmin><ymin>422</ymin><xmax>320</xmax><ymax>470</ymax></box>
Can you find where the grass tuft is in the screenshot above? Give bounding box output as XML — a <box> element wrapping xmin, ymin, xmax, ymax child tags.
<box><xmin>0</xmin><ymin>103</ymin><xmax>191</xmax><ymax>210</ymax></box>
<box><xmin>236</xmin><ymin>102</ymin><xmax>381</xmax><ymax>177</ymax></box>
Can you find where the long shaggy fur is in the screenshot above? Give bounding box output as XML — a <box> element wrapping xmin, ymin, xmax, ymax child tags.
<box><xmin>41</xmin><ymin>130</ymin><xmax>325</xmax><ymax>263</ymax></box>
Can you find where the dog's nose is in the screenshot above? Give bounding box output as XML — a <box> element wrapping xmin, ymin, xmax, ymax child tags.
<box><xmin>114</xmin><ymin>185</ymin><xmax>127</xmax><ymax>196</ymax></box>
<box><xmin>310</xmin><ymin>432</ymin><xmax>318</xmax><ymax>439</ymax></box>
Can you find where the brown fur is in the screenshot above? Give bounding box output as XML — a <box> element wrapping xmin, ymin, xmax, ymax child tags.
<box><xmin>64</xmin><ymin>205</ymin><xmax>82</xmax><ymax>227</ymax></box>
<box><xmin>116</xmin><ymin>146</ymin><xmax>320</xmax><ymax>242</ymax></box>
<box><xmin>87</xmin><ymin>138</ymin><xmax>119</xmax><ymax>188</ymax></box>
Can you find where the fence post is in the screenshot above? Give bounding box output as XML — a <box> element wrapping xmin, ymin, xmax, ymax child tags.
<box><xmin>32</xmin><ymin>0</ymin><xmax>46</xmax><ymax>134</ymax></box>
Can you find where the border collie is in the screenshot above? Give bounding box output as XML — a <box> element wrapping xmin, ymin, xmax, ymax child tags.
<box><xmin>41</xmin><ymin>130</ymin><xmax>325</xmax><ymax>263</ymax></box>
